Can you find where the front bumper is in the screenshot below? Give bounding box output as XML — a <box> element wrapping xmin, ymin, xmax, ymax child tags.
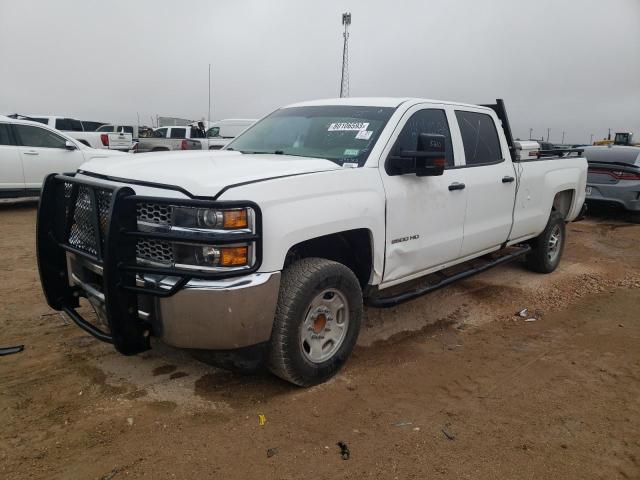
<box><xmin>67</xmin><ymin>252</ymin><xmax>280</xmax><ymax>349</ymax></box>
<box><xmin>36</xmin><ymin>173</ymin><xmax>270</xmax><ymax>354</ymax></box>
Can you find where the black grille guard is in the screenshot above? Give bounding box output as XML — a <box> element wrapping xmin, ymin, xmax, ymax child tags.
<box><xmin>36</xmin><ymin>173</ymin><xmax>262</xmax><ymax>355</ymax></box>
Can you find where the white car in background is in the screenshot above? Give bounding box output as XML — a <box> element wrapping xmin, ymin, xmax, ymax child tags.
<box><xmin>0</xmin><ymin>116</ymin><xmax>124</xmax><ymax>199</ymax></box>
<box><xmin>14</xmin><ymin>115</ymin><xmax>133</xmax><ymax>151</ymax></box>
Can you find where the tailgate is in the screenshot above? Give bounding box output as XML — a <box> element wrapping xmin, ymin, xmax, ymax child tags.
<box><xmin>108</xmin><ymin>132</ymin><xmax>133</xmax><ymax>150</ymax></box>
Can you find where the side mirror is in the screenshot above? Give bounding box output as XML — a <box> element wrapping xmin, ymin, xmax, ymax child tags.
<box><xmin>386</xmin><ymin>133</ymin><xmax>447</xmax><ymax>176</ymax></box>
<box><xmin>64</xmin><ymin>140</ymin><xmax>77</xmax><ymax>151</ymax></box>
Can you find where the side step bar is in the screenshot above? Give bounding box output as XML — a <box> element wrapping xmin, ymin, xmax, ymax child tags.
<box><xmin>366</xmin><ymin>245</ymin><xmax>531</xmax><ymax>308</ymax></box>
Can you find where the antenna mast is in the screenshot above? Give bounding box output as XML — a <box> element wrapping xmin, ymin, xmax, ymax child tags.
<box><xmin>339</xmin><ymin>12</ymin><xmax>351</xmax><ymax>98</ymax></box>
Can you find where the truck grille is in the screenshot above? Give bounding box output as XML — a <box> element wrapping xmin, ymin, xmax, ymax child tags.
<box><xmin>65</xmin><ymin>183</ymin><xmax>174</xmax><ymax>264</ymax></box>
<box><xmin>67</xmin><ymin>185</ymin><xmax>112</xmax><ymax>256</ymax></box>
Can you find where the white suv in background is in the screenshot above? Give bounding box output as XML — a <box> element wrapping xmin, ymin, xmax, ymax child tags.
<box><xmin>0</xmin><ymin>116</ymin><xmax>123</xmax><ymax>199</ymax></box>
<box><xmin>13</xmin><ymin>115</ymin><xmax>133</xmax><ymax>151</ymax></box>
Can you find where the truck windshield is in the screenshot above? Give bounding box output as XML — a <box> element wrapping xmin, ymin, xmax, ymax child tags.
<box><xmin>226</xmin><ymin>105</ymin><xmax>395</xmax><ymax>166</ymax></box>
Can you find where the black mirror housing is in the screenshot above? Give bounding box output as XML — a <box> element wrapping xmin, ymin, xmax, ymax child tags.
<box><xmin>386</xmin><ymin>133</ymin><xmax>447</xmax><ymax>176</ymax></box>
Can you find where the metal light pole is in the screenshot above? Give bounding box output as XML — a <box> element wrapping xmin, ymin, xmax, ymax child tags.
<box><xmin>590</xmin><ymin>133</ymin><xmax>594</xmax><ymax>144</ymax></box>
<box><xmin>208</xmin><ymin>64</ymin><xmax>212</xmax><ymax>128</ymax></box>
<box><xmin>562</xmin><ymin>131</ymin><xmax>566</xmax><ymax>144</ymax></box>
<box><xmin>339</xmin><ymin>12</ymin><xmax>351</xmax><ymax>98</ymax></box>
<box><xmin>529</xmin><ymin>128</ymin><xmax>533</xmax><ymax>140</ymax></box>
<box><xmin>546</xmin><ymin>128</ymin><xmax>551</xmax><ymax>142</ymax></box>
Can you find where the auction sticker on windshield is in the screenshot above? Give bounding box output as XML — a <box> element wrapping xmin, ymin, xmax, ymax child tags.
<box><xmin>328</xmin><ymin>122</ymin><xmax>369</xmax><ymax>132</ymax></box>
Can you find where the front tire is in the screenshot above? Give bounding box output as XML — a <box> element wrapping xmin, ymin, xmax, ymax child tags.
<box><xmin>525</xmin><ymin>210</ymin><xmax>566</xmax><ymax>273</ymax></box>
<box><xmin>269</xmin><ymin>258</ymin><xmax>362</xmax><ymax>387</ymax></box>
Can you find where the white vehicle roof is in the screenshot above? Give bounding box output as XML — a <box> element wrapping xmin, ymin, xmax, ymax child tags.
<box><xmin>285</xmin><ymin>97</ymin><xmax>492</xmax><ymax>112</ymax></box>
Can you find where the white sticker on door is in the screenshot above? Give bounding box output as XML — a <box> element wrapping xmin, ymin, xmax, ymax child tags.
<box><xmin>328</xmin><ymin>122</ymin><xmax>369</xmax><ymax>132</ymax></box>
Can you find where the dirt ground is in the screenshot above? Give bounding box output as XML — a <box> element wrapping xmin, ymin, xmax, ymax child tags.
<box><xmin>1</xmin><ymin>203</ymin><xmax>639</xmax><ymax>480</ymax></box>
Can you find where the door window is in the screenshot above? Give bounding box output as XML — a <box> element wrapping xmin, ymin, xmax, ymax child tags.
<box><xmin>455</xmin><ymin>111</ymin><xmax>502</xmax><ymax>166</ymax></box>
<box><xmin>55</xmin><ymin>118</ymin><xmax>83</xmax><ymax>131</ymax></box>
<box><xmin>96</xmin><ymin>125</ymin><xmax>115</xmax><ymax>132</ymax></box>
<box><xmin>153</xmin><ymin>128</ymin><xmax>167</xmax><ymax>138</ymax></box>
<box><xmin>207</xmin><ymin>127</ymin><xmax>220</xmax><ymax>138</ymax></box>
<box><xmin>169</xmin><ymin>128</ymin><xmax>186</xmax><ymax>139</ymax></box>
<box><xmin>14</xmin><ymin>125</ymin><xmax>67</xmax><ymax>148</ymax></box>
<box><xmin>0</xmin><ymin>124</ymin><xmax>15</xmax><ymax>145</ymax></box>
<box><xmin>390</xmin><ymin>109</ymin><xmax>454</xmax><ymax>167</ymax></box>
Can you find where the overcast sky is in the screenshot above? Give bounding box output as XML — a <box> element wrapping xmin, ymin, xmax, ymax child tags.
<box><xmin>1</xmin><ymin>0</ymin><xmax>638</xmax><ymax>144</ymax></box>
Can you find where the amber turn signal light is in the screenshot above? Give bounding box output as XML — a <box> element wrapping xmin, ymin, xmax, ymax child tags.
<box><xmin>219</xmin><ymin>246</ymin><xmax>249</xmax><ymax>266</ymax></box>
<box><xmin>223</xmin><ymin>209</ymin><xmax>248</xmax><ymax>229</ymax></box>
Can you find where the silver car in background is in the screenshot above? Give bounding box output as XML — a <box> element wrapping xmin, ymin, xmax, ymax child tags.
<box><xmin>584</xmin><ymin>145</ymin><xmax>640</xmax><ymax>222</ymax></box>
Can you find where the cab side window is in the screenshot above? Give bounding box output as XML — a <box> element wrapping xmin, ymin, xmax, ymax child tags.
<box><xmin>455</xmin><ymin>111</ymin><xmax>502</xmax><ymax>166</ymax></box>
<box><xmin>14</xmin><ymin>125</ymin><xmax>67</xmax><ymax>149</ymax></box>
<box><xmin>169</xmin><ymin>128</ymin><xmax>186</xmax><ymax>139</ymax></box>
<box><xmin>153</xmin><ymin>128</ymin><xmax>167</xmax><ymax>138</ymax></box>
<box><xmin>391</xmin><ymin>109</ymin><xmax>454</xmax><ymax>167</ymax></box>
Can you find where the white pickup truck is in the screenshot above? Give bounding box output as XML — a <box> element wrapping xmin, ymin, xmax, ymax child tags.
<box><xmin>36</xmin><ymin>97</ymin><xmax>587</xmax><ymax>386</ymax></box>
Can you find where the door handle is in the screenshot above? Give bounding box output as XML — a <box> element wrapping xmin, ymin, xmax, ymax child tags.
<box><xmin>23</xmin><ymin>151</ymin><xmax>39</xmax><ymax>155</ymax></box>
<box><xmin>502</xmin><ymin>176</ymin><xmax>515</xmax><ymax>183</ymax></box>
<box><xmin>448</xmin><ymin>182</ymin><xmax>465</xmax><ymax>191</ymax></box>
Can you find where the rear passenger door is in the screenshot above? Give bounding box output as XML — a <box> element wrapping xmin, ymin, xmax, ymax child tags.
<box><xmin>454</xmin><ymin>109</ymin><xmax>516</xmax><ymax>257</ymax></box>
<box><xmin>0</xmin><ymin>123</ymin><xmax>25</xmax><ymax>197</ymax></box>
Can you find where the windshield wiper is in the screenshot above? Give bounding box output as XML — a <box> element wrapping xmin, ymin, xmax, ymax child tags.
<box><xmin>241</xmin><ymin>150</ymin><xmax>285</xmax><ymax>155</ymax></box>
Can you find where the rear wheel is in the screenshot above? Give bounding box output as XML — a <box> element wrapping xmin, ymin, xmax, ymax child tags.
<box><xmin>269</xmin><ymin>258</ymin><xmax>362</xmax><ymax>387</ymax></box>
<box><xmin>628</xmin><ymin>211</ymin><xmax>640</xmax><ymax>224</ymax></box>
<box><xmin>525</xmin><ymin>210</ymin><xmax>566</xmax><ymax>273</ymax></box>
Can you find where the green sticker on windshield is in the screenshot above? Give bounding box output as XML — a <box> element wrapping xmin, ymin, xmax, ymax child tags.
<box><xmin>344</xmin><ymin>149</ymin><xmax>359</xmax><ymax>156</ymax></box>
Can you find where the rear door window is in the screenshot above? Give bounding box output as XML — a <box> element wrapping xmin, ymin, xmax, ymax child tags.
<box><xmin>190</xmin><ymin>127</ymin><xmax>205</xmax><ymax>138</ymax></box>
<box><xmin>390</xmin><ymin>108</ymin><xmax>454</xmax><ymax>167</ymax></box>
<box><xmin>0</xmin><ymin>124</ymin><xmax>15</xmax><ymax>145</ymax></box>
<box><xmin>169</xmin><ymin>128</ymin><xmax>186</xmax><ymax>139</ymax></box>
<box><xmin>455</xmin><ymin>111</ymin><xmax>503</xmax><ymax>166</ymax></box>
<box><xmin>14</xmin><ymin>125</ymin><xmax>67</xmax><ymax>148</ymax></box>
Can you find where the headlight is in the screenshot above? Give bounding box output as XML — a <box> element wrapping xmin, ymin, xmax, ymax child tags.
<box><xmin>138</xmin><ymin>205</ymin><xmax>256</xmax><ymax>272</ymax></box>
<box><xmin>173</xmin><ymin>207</ymin><xmax>250</xmax><ymax>230</ymax></box>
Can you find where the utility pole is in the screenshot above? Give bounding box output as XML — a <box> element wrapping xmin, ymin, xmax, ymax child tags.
<box><xmin>562</xmin><ymin>131</ymin><xmax>566</xmax><ymax>144</ymax></box>
<box><xmin>529</xmin><ymin>128</ymin><xmax>533</xmax><ymax>140</ymax></box>
<box><xmin>208</xmin><ymin>64</ymin><xmax>212</xmax><ymax>128</ymax></box>
<box><xmin>590</xmin><ymin>133</ymin><xmax>594</xmax><ymax>144</ymax></box>
<box><xmin>339</xmin><ymin>12</ymin><xmax>351</xmax><ymax>98</ymax></box>
<box><xmin>608</xmin><ymin>128</ymin><xmax>611</xmax><ymax>140</ymax></box>
<box><xmin>546</xmin><ymin>128</ymin><xmax>551</xmax><ymax>142</ymax></box>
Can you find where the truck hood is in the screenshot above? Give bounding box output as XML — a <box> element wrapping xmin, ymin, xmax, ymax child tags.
<box><xmin>79</xmin><ymin>150</ymin><xmax>343</xmax><ymax>197</ymax></box>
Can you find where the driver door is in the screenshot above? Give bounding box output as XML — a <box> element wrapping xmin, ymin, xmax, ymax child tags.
<box><xmin>379</xmin><ymin>104</ymin><xmax>468</xmax><ymax>286</ymax></box>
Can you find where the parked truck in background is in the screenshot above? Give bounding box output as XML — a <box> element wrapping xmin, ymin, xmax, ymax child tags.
<box><xmin>36</xmin><ymin>97</ymin><xmax>587</xmax><ymax>387</ymax></box>
<box><xmin>134</xmin><ymin>125</ymin><xmax>204</xmax><ymax>152</ymax></box>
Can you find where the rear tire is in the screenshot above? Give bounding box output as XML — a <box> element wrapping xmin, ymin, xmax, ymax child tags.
<box><xmin>525</xmin><ymin>210</ymin><xmax>566</xmax><ymax>273</ymax></box>
<box><xmin>628</xmin><ymin>211</ymin><xmax>640</xmax><ymax>224</ymax></box>
<box><xmin>269</xmin><ymin>258</ymin><xmax>362</xmax><ymax>387</ymax></box>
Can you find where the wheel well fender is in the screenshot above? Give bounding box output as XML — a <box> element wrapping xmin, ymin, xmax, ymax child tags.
<box><xmin>283</xmin><ymin>229</ymin><xmax>373</xmax><ymax>287</ymax></box>
<box><xmin>552</xmin><ymin>189</ymin><xmax>575</xmax><ymax>219</ymax></box>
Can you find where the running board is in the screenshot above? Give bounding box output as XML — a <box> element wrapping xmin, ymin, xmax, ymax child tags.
<box><xmin>366</xmin><ymin>245</ymin><xmax>531</xmax><ymax>308</ymax></box>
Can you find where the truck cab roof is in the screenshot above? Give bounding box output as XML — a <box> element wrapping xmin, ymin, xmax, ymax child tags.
<box><xmin>285</xmin><ymin>97</ymin><xmax>494</xmax><ymax>112</ymax></box>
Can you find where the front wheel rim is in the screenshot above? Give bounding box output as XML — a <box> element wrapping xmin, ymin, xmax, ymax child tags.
<box><xmin>300</xmin><ymin>288</ymin><xmax>349</xmax><ymax>364</ymax></box>
<box><xmin>547</xmin><ymin>224</ymin><xmax>562</xmax><ymax>263</ymax></box>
